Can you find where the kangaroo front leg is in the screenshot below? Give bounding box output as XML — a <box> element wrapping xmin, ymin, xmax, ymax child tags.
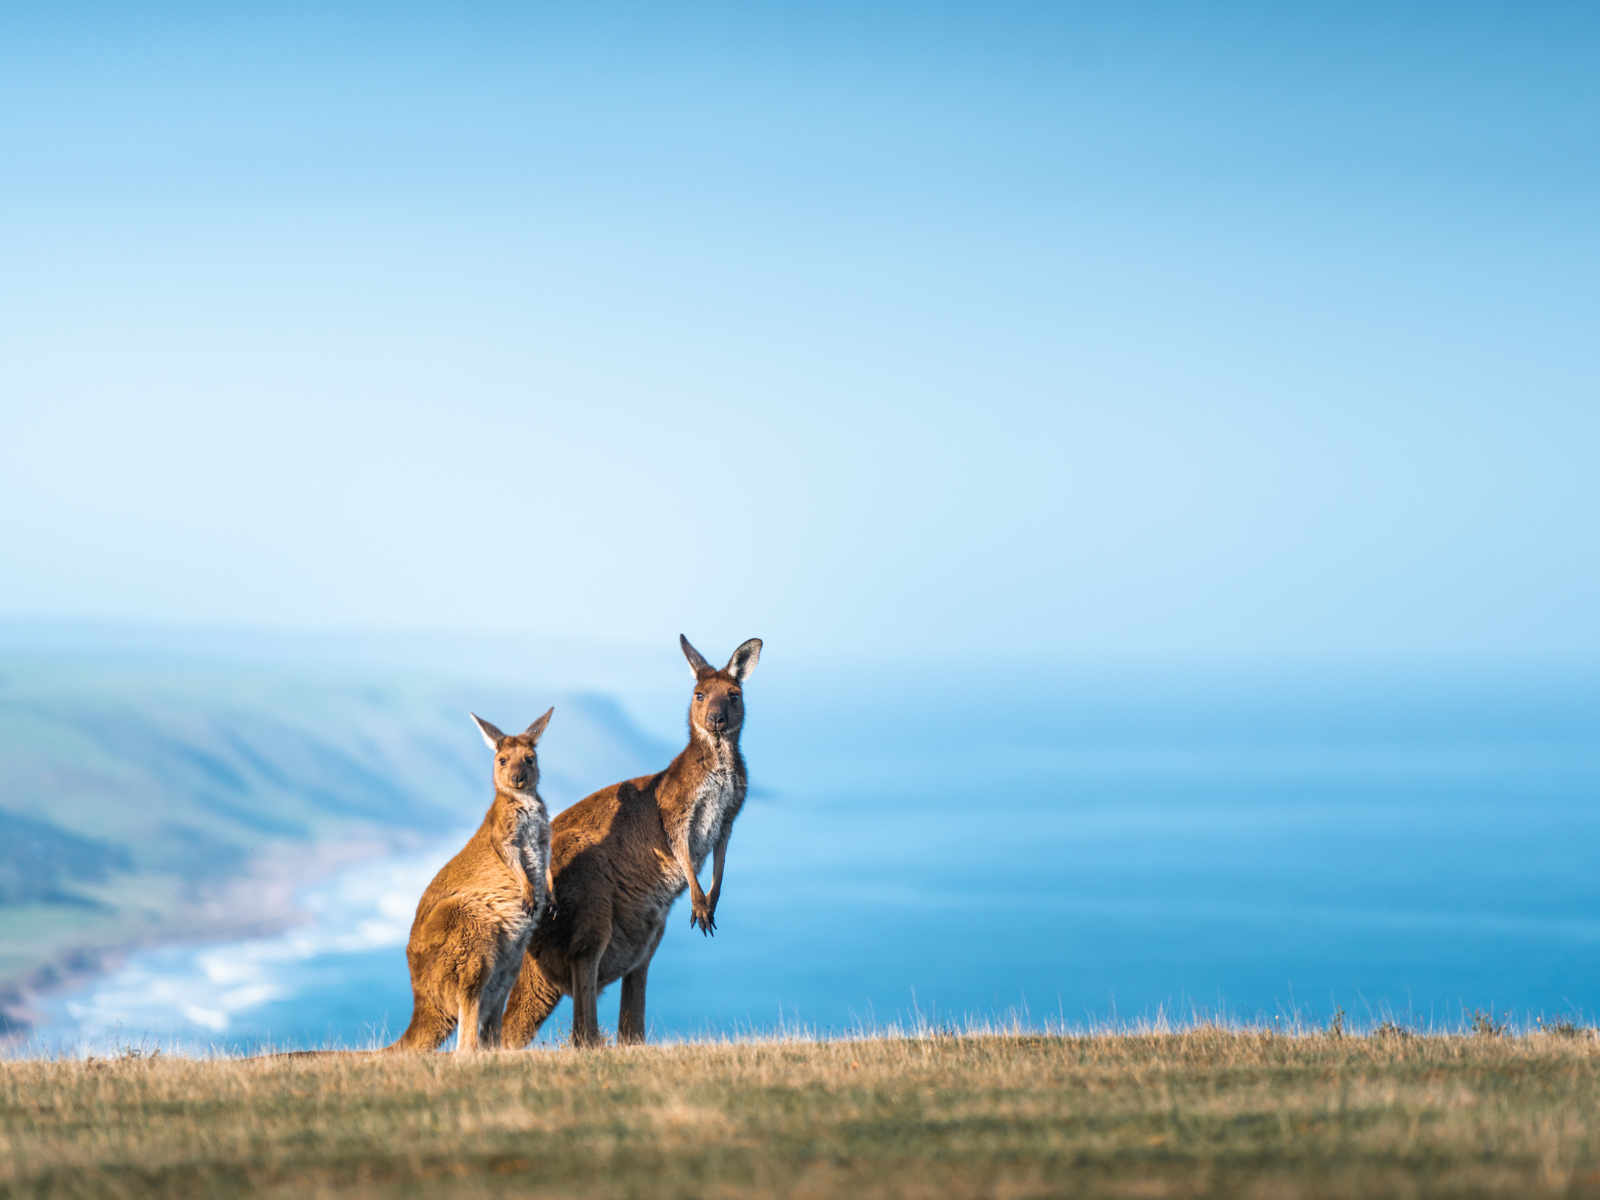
<box><xmin>669</xmin><ymin>827</ymin><xmax>712</xmax><ymax>935</ymax></box>
<box><xmin>704</xmin><ymin>827</ymin><xmax>733</xmax><ymax>929</ymax></box>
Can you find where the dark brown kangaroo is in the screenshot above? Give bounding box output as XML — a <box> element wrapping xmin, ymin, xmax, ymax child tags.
<box><xmin>501</xmin><ymin>635</ymin><xmax>761</xmax><ymax>1047</ymax></box>
<box><xmin>387</xmin><ymin>708</ymin><xmax>555</xmax><ymax>1053</ymax></box>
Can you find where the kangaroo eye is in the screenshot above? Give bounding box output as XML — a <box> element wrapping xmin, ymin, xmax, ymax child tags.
<box><xmin>498</xmin><ymin>757</ymin><xmax>507</xmax><ymax>765</ymax></box>
<box><xmin>695</xmin><ymin>693</ymin><xmax>704</xmax><ymax>701</ymax></box>
<box><xmin>524</xmin><ymin>755</ymin><xmax>535</xmax><ymax>765</ymax></box>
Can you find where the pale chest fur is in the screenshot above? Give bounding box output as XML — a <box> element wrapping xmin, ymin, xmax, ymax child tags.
<box><xmin>502</xmin><ymin>791</ymin><xmax>552</xmax><ymax>916</ymax></box>
<box><xmin>686</xmin><ymin>759</ymin><xmax>745</xmax><ymax>873</ymax></box>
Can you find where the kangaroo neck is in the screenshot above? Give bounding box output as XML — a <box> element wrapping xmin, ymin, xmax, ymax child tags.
<box><xmin>494</xmin><ymin>786</ymin><xmax>543</xmax><ymax>812</ymax></box>
<box><xmin>670</xmin><ymin>726</ymin><xmax>742</xmax><ymax>785</ymax></box>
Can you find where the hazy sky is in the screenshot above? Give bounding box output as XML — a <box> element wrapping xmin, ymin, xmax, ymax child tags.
<box><xmin>2</xmin><ymin>3</ymin><xmax>1596</xmax><ymax>663</ymax></box>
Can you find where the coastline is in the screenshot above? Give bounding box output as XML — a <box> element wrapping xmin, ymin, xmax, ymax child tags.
<box><xmin>0</xmin><ymin>834</ymin><xmax>421</xmax><ymax>1046</ymax></box>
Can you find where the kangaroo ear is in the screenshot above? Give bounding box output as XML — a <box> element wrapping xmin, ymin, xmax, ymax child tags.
<box><xmin>680</xmin><ymin>634</ymin><xmax>713</xmax><ymax>677</ymax></box>
<box><xmin>523</xmin><ymin>707</ymin><xmax>554</xmax><ymax>744</ymax></box>
<box><xmin>470</xmin><ymin>713</ymin><xmax>506</xmax><ymax>750</ymax></box>
<box><xmin>725</xmin><ymin>638</ymin><xmax>762</xmax><ymax>681</ymax></box>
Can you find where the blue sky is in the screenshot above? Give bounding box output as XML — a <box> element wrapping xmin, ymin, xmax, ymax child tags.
<box><xmin>1</xmin><ymin>2</ymin><xmax>1595</xmax><ymax>663</ymax></box>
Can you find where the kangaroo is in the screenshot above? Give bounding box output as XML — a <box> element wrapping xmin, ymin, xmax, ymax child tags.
<box><xmin>387</xmin><ymin>708</ymin><xmax>555</xmax><ymax>1054</ymax></box>
<box><xmin>501</xmin><ymin>635</ymin><xmax>761</xmax><ymax>1048</ymax></box>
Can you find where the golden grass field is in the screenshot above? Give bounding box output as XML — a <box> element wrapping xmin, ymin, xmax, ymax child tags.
<box><xmin>6</xmin><ymin>1028</ymin><xmax>1600</xmax><ymax>1199</ymax></box>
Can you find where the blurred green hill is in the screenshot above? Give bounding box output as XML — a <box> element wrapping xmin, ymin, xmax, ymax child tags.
<box><xmin>0</xmin><ymin>656</ymin><xmax>666</xmax><ymax>1021</ymax></box>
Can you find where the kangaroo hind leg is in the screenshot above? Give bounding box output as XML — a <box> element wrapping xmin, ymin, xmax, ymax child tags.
<box><xmin>455</xmin><ymin>993</ymin><xmax>483</xmax><ymax>1055</ymax></box>
<box><xmin>618</xmin><ymin>963</ymin><xmax>649</xmax><ymax>1045</ymax></box>
<box><xmin>386</xmin><ymin>991</ymin><xmax>455</xmax><ymax>1052</ymax></box>
<box><xmin>478</xmin><ymin>956</ymin><xmax>517</xmax><ymax>1050</ymax></box>
<box><xmin>566</xmin><ymin>913</ymin><xmax>612</xmax><ymax>1048</ymax></box>
<box><xmin>618</xmin><ymin>921</ymin><xmax>663</xmax><ymax>1045</ymax></box>
<box><xmin>571</xmin><ymin>954</ymin><xmax>604</xmax><ymax>1048</ymax></box>
<box><xmin>482</xmin><ymin>999</ymin><xmax>505</xmax><ymax>1049</ymax></box>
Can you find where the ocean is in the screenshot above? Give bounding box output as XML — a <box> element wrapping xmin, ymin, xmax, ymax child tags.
<box><xmin>26</xmin><ymin>662</ymin><xmax>1600</xmax><ymax>1051</ymax></box>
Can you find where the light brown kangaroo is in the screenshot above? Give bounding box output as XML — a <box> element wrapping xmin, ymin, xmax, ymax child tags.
<box><xmin>501</xmin><ymin>635</ymin><xmax>761</xmax><ymax>1048</ymax></box>
<box><xmin>387</xmin><ymin>708</ymin><xmax>555</xmax><ymax>1054</ymax></box>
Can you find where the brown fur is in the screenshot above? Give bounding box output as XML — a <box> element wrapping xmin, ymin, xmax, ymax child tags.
<box><xmin>387</xmin><ymin>708</ymin><xmax>555</xmax><ymax>1054</ymax></box>
<box><xmin>502</xmin><ymin>635</ymin><xmax>762</xmax><ymax>1048</ymax></box>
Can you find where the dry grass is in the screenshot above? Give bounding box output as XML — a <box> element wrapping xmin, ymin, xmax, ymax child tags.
<box><xmin>7</xmin><ymin>1028</ymin><xmax>1600</xmax><ymax>1198</ymax></box>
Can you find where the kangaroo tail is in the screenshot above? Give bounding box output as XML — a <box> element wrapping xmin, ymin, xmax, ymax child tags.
<box><xmin>266</xmin><ymin>1049</ymin><xmax>376</xmax><ymax>1059</ymax></box>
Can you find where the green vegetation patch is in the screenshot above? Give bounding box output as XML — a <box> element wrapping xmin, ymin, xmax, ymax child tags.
<box><xmin>0</xmin><ymin>656</ymin><xmax>661</xmax><ymax>1001</ymax></box>
<box><xmin>0</xmin><ymin>812</ymin><xmax>128</xmax><ymax>907</ymax></box>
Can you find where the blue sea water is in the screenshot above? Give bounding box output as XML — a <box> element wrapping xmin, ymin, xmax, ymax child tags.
<box><xmin>29</xmin><ymin>665</ymin><xmax>1600</xmax><ymax>1051</ymax></box>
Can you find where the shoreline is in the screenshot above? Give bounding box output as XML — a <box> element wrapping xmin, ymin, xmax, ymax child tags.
<box><xmin>0</xmin><ymin>833</ymin><xmax>424</xmax><ymax>1046</ymax></box>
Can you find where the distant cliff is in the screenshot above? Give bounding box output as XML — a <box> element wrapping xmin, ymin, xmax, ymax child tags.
<box><xmin>0</xmin><ymin>656</ymin><xmax>667</xmax><ymax>1030</ymax></box>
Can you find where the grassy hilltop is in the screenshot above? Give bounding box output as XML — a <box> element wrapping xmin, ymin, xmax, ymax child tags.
<box><xmin>0</xmin><ymin>654</ymin><xmax>664</xmax><ymax>1028</ymax></box>
<box><xmin>5</xmin><ymin>1029</ymin><xmax>1600</xmax><ymax>1199</ymax></box>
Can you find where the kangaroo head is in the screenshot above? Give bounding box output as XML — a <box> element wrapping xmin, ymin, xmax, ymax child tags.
<box><xmin>680</xmin><ymin>635</ymin><xmax>761</xmax><ymax>740</ymax></box>
<box><xmin>470</xmin><ymin>707</ymin><xmax>554</xmax><ymax>795</ymax></box>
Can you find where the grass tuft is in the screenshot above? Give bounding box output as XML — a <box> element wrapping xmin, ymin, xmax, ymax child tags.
<box><xmin>1473</xmin><ymin>1008</ymin><xmax>1510</xmax><ymax>1039</ymax></box>
<box><xmin>1368</xmin><ymin>1019</ymin><xmax>1413</xmax><ymax>1041</ymax></box>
